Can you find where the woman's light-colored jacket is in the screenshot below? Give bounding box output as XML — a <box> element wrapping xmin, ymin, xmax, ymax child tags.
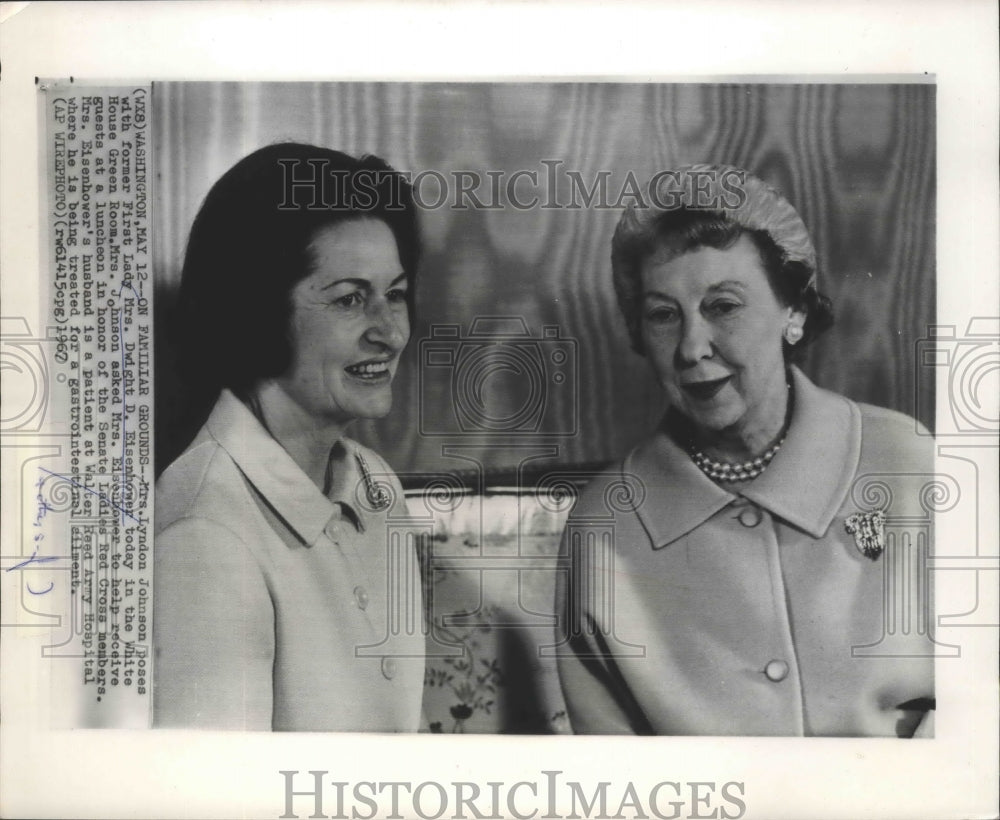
<box><xmin>154</xmin><ymin>390</ymin><xmax>424</xmax><ymax>731</ymax></box>
<box><xmin>556</xmin><ymin>368</ymin><xmax>937</xmax><ymax>736</ymax></box>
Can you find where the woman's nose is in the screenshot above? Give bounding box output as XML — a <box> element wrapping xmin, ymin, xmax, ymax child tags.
<box><xmin>364</xmin><ymin>299</ymin><xmax>409</xmax><ymax>351</ymax></box>
<box><xmin>675</xmin><ymin>316</ymin><xmax>713</xmax><ymax>366</ymax></box>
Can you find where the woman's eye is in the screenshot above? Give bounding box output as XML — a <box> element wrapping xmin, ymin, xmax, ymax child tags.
<box><xmin>386</xmin><ymin>287</ymin><xmax>409</xmax><ymax>304</ymax></box>
<box><xmin>705</xmin><ymin>300</ymin><xmax>741</xmax><ymax>317</ymax></box>
<box><xmin>333</xmin><ymin>291</ymin><xmax>365</xmax><ymax>309</ymax></box>
<box><xmin>645</xmin><ymin>306</ymin><xmax>678</xmax><ymax>324</ymax></box>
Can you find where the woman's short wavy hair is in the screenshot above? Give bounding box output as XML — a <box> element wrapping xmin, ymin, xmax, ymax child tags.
<box><xmin>174</xmin><ymin>142</ymin><xmax>420</xmax><ymax>398</ymax></box>
<box><xmin>611</xmin><ymin>164</ymin><xmax>833</xmax><ymax>358</ymax></box>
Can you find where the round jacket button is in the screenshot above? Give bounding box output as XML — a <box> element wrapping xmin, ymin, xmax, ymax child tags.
<box><xmin>764</xmin><ymin>659</ymin><xmax>789</xmax><ymax>682</ymax></box>
<box><xmin>381</xmin><ymin>657</ymin><xmax>398</xmax><ymax>680</ymax></box>
<box><xmin>353</xmin><ymin>586</ymin><xmax>369</xmax><ymax>610</ymax></box>
<box><xmin>738</xmin><ymin>506</ymin><xmax>763</xmax><ymax>527</ymax></box>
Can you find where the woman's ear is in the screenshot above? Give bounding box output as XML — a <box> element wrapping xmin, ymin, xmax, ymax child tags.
<box><xmin>782</xmin><ymin>307</ymin><xmax>807</xmax><ymax>346</ymax></box>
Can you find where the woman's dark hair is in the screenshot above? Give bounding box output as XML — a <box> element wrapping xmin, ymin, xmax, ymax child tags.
<box><xmin>611</xmin><ymin>166</ymin><xmax>834</xmax><ymax>360</ymax></box>
<box><xmin>174</xmin><ymin>143</ymin><xmax>420</xmax><ymax>399</ymax></box>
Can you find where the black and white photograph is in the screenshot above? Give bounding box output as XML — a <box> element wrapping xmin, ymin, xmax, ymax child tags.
<box><xmin>150</xmin><ymin>81</ymin><xmax>938</xmax><ymax>737</ymax></box>
<box><xmin>1</xmin><ymin>3</ymin><xmax>997</xmax><ymax>819</ymax></box>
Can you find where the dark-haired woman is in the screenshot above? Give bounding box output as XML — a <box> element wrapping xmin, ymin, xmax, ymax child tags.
<box><xmin>154</xmin><ymin>144</ymin><xmax>424</xmax><ymax>731</ymax></box>
<box><xmin>555</xmin><ymin>165</ymin><xmax>935</xmax><ymax>737</ymax></box>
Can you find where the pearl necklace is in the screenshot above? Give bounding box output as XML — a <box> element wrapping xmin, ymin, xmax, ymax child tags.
<box><xmin>689</xmin><ymin>437</ymin><xmax>785</xmax><ymax>483</ymax></box>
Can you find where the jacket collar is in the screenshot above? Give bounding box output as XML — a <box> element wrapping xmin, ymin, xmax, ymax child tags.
<box><xmin>627</xmin><ymin>367</ymin><xmax>862</xmax><ymax>549</ymax></box>
<box><xmin>205</xmin><ymin>389</ymin><xmax>362</xmax><ymax>546</ymax></box>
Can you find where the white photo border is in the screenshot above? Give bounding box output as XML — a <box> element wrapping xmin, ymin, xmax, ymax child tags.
<box><xmin>1</xmin><ymin>2</ymin><xmax>997</xmax><ymax>819</ymax></box>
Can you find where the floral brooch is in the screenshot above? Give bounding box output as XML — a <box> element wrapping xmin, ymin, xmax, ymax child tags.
<box><xmin>845</xmin><ymin>508</ymin><xmax>886</xmax><ymax>560</ymax></box>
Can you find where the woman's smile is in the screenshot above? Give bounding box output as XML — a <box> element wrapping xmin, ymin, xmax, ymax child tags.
<box><xmin>344</xmin><ymin>358</ymin><xmax>394</xmax><ymax>381</ymax></box>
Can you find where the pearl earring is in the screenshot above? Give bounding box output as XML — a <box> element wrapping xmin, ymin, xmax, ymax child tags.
<box><xmin>784</xmin><ymin>325</ymin><xmax>804</xmax><ymax>345</ymax></box>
